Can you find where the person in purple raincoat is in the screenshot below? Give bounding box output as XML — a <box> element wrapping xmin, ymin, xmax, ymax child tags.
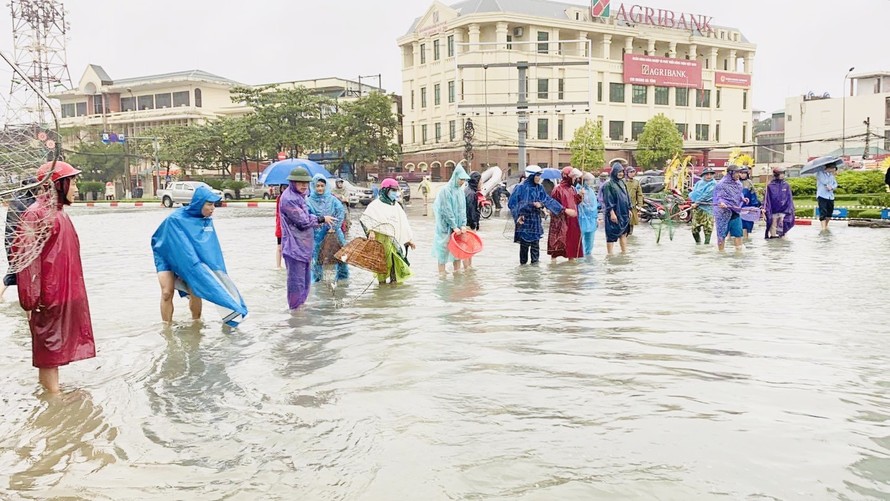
<box><xmin>763</xmin><ymin>166</ymin><xmax>795</xmax><ymax>239</ymax></box>
<box><xmin>278</xmin><ymin>167</ymin><xmax>334</xmax><ymax>311</ymax></box>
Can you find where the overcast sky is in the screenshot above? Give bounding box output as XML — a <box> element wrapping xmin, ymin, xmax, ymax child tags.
<box><xmin>1</xmin><ymin>0</ymin><xmax>885</xmax><ymax>113</ymax></box>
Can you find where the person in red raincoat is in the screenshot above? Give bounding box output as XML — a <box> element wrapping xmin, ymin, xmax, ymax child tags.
<box><xmin>16</xmin><ymin>161</ymin><xmax>95</xmax><ymax>393</ymax></box>
<box><xmin>547</xmin><ymin>167</ymin><xmax>582</xmax><ymax>260</ymax></box>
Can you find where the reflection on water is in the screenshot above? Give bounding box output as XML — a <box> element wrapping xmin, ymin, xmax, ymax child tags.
<box><xmin>0</xmin><ymin>205</ymin><xmax>889</xmax><ymax>499</ymax></box>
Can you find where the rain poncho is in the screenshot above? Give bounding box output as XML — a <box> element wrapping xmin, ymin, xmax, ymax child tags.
<box><xmin>152</xmin><ymin>186</ymin><xmax>248</xmax><ymax>326</ymax></box>
<box><xmin>548</xmin><ymin>168</ymin><xmax>583</xmax><ymax>258</ymax></box>
<box><xmin>3</xmin><ymin>183</ymin><xmax>37</xmax><ymax>286</ymax></box>
<box><xmin>507</xmin><ymin>175</ymin><xmax>563</xmax><ymax>243</ymax></box>
<box><xmin>713</xmin><ymin>172</ymin><xmax>744</xmax><ymax>244</ymax></box>
<box><xmin>741</xmin><ymin>177</ymin><xmax>761</xmax><ymax>232</ymax></box>
<box><xmin>306</xmin><ymin>174</ymin><xmax>348</xmax><ymax>282</ymax></box>
<box><xmin>625</xmin><ymin>176</ymin><xmax>644</xmax><ymax>226</ymax></box>
<box><xmin>465</xmin><ymin>172</ymin><xmax>482</xmax><ymax>231</ymax></box>
<box><xmin>17</xmin><ymin>191</ymin><xmax>96</xmax><ymax>368</ymax></box>
<box><xmin>432</xmin><ymin>166</ymin><xmax>470</xmax><ymax>264</ymax></box>
<box><xmin>764</xmin><ymin>178</ymin><xmax>795</xmax><ymax>238</ymax></box>
<box><xmin>360</xmin><ymin>189</ymin><xmax>414</xmax><ymax>283</ymax></box>
<box><xmin>689</xmin><ymin>178</ymin><xmax>717</xmax><ymax>215</ymax></box>
<box><xmin>419</xmin><ymin>178</ymin><xmax>432</xmax><ymax>199</ymax></box>
<box><xmin>601</xmin><ymin>164</ymin><xmax>630</xmax><ymax>243</ymax></box>
<box><xmin>279</xmin><ymin>180</ymin><xmax>324</xmax><ymax>309</ymax></box>
<box><xmin>577</xmin><ymin>177</ymin><xmax>599</xmax><ymax>256</ymax></box>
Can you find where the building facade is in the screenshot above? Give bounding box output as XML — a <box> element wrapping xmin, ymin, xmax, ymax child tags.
<box><xmin>784</xmin><ymin>71</ymin><xmax>890</xmax><ymax>164</ymax></box>
<box><xmin>399</xmin><ymin>0</ymin><xmax>756</xmax><ymax>180</ymax></box>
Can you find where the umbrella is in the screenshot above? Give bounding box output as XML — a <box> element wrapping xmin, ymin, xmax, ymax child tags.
<box><xmin>259</xmin><ymin>158</ymin><xmax>331</xmax><ymax>185</ymax></box>
<box><xmin>800</xmin><ymin>156</ymin><xmax>844</xmax><ymax>176</ymax></box>
<box><xmin>540</xmin><ymin>167</ymin><xmax>562</xmax><ymax>180</ymax></box>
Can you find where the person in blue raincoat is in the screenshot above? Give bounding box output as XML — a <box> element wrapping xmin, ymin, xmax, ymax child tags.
<box><xmin>507</xmin><ymin>165</ymin><xmax>564</xmax><ymax>265</ymax></box>
<box><xmin>601</xmin><ymin>161</ymin><xmax>631</xmax><ymax>255</ymax></box>
<box><xmin>577</xmin><ymin>172</ymin><xmax>599</xmax><ymax>257</ymax></box>
<box><xmin>689</xmin><ymin>167</ymin><xmax>717</xmax><ymax>245</ymax></box>
<box><xmin>152</xmin><ymin>185</ymin><xmax>248</xmax><ymax>326</ymax></box>
<box><xmin>306</xmin><ymin>174</ymin><xmax>349</xmax><ymax>283</ymax></box>
<box><xmin>738</xmin><ymin>166</ymin><xmax>761</xmax><ymax>240</ymax></box>
<box><xmin>432</xmin><ymin>165</ymin><xmax>470</xmax><ymax>275</ymax></box>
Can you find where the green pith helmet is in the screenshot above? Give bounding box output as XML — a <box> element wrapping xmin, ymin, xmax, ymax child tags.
<box><xmin>287</xmin><ymin>167</ymin><xmax>312</xmax><ymax>182</ymax></box>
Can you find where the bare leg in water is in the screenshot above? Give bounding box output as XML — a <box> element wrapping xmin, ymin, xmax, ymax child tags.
<box><xmin>159</xmin><ymin>271</ymin><xmax>202</xmax><ymax>322</ymax></box>
<box><xmin>39</xmin><ymin>367</ymin><xmax>60</xmax><ymax>393</ymax></box>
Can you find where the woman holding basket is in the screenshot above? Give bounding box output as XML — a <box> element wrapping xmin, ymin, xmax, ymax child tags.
<box><xmin>359</xmin><ymin>178</ymin><xmax>416</xmax><ymax>284</ymax></box>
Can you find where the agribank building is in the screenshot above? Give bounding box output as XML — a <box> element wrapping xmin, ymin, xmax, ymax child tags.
<box><xmin>398</xmin><ymin>0</ymin><xmax>756</xmax><ymax>179</ymax></box>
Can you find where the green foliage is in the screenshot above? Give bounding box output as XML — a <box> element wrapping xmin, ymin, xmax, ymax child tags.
<box><xmin>568</xmin><ymin>120</ymin><xmax>605</xmax><ymax>171</ymax></box>
<box><xmin>835</xmin><ymin>170</ymin><xmax>885</xmax><ymax>194</ymax></box>
<box><xmin>66</xmin><ymin>142</ymin><xmax>126</xmax><ymax>183</ymax></box>
<box><xmin>79</xmin><ymin>181</ymin><xmax>104</xmax><ymax>194</ymax></box>
<box><xmin>635</xmin><ymin>114</ymin><xmax>683</xmax><ymax>169</ymax></box>
<box><xmin>224</xmin><ymin>180</ymin><xmax>249</xmax><ymax>191</ymax></box>
<box><xmin>785</xmin><ymin>176</ymin><xmax>817</xmax><ymax>196</ymax></box>
<box><xmin>197</xmin><ymin>178</ymin><xmax>226</xmax><ymax>190</ymax></box>
<box><xmin>857</xmin><ymin>194</ymin><xmax>890</xmax><ymax>206</ymax></box>
<box><xmin>329</xmin><ymin>92</ymin><xmax>400</xmax><ymax>177</ymax></box>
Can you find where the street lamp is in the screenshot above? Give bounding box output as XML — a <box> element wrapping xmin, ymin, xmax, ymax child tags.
<box><xmin>842</xmin><ymin>66</ymin><xmax>855</xmax><ymax>157</ymax></box>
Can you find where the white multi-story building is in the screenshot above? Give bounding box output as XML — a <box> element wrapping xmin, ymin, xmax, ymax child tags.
<box><xmin>399</xmin><ymin>0</ymin><xmax>756</xmax><ymax>179</ymax></box>
<box><xmin>784</xmin><ymin>71</ymin><xmax>890</xmax><ymax>164</ymax></box>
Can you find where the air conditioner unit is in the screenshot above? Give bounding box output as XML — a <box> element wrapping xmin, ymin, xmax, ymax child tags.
<box><xmin>513</xmin><ymin>27</ymin><xmax>524</xmax><ymax>37</ymax></box>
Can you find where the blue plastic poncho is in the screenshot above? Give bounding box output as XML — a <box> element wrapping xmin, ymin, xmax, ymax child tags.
<box><xmin>576</xmin><ymin>176</ymin><xmax>599</xmax><ymax>256</ymax></box>
<box><xmin>689</xmin><ymin>178</ymin><xmax>717</xmax><ymax>215</ymax></box>
<box><xmin>432</xmin><ymin>166</ymin><xmax>470</xmax><ymax>264</ymax></box>
<box><xmin>601</xmin><ymin>163</ymin><xmax>630</xmax><ymax>242</ymax></box>
<box><xmin>507</xmin><ymin>174</ymin><xmax>563</xmax><ymax>243</ymax></box>
<box><xmin>151</xmin><ymin>186</ymin><xmax>248</xmax><ymax>326</ymax></box>
<box><xmin>306</xmin><ymin>174</ymin><xmax>348</xmax><ymax>281</ymax></box>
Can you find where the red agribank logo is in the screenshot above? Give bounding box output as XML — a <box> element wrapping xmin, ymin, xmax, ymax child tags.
<box><xmin>623</xmin><ymin>54</ymin><xmax>702</xmax><ymax>88</ymax></box>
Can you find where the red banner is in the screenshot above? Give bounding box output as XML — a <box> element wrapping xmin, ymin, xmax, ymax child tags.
<box><xmin>715</xmin><ymin>71</ymin><xmax>751</xmax><ymax>88</ymax></box>
<box><xmin>623</xmin><ymin>54</ymin><xmax>701</xmax><ymax>88</ymax></box>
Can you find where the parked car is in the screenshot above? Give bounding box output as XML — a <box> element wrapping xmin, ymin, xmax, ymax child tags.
<box><xmin>158</xmin><ymin>181</ymin><xmax>224</xmax><ymax>208</ymax></box>
<box><xmin>638</xmin><ymin>175</ymin><xmax>666</xmax><ymax>194</ymax></box>
<box><xmin>222</xmin><ymin>184</ymin><xmax>274</xmax><ymax>200</ymax></box>
<box><xmin>335</xmin><ymin>178</ymin><xmax>365</xmax><ymax>207</ymax></box>
<box><xmin>398</xmin><ymin>180</ymin><xmax>411</xmax><ymax>202</ymax></box>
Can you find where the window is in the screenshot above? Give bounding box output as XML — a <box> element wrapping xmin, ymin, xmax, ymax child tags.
<box><xmin>676</xmin><ymin>123</ymin><xmax>688</xmax><ymax>139</ymax></box>
<box><xmin>609</xmin><ymin>120</ymin><xmax>624</xmax><ymax>140</ymax></box>
<box><xmin>447</xmin><ymin>81</ymin><xmax>455</xmax><ymax>103</ymax></box>
<box><xmin>885</xmin><ymin>130</ymin><xmax>890</xmax><ymax>152</ymax></box>
<box><xmin>537</xmin><ymin>78</ymin><xmax>549</xmax><ymax>99</ymax></box>
<box><xmin>92</xmin><ymin>95</ymin><xmax>104</xmax><ymax>115</ymax></box>
<box><xmin>172</xmin><ymin>91</ymin><xmax>190</xmax><ymax>107</ymax></box>
<box><xmin>155</xmin><ymin>93</ymin><xmax>172</xmax><ymax>109</ymax></box>
<box><xmin>449</xmin><ymin>120</ymin><xmax>456</xmax><ymax>141</ymax></box>
<box><xmin>447</xmin><ymin>35</ymin><xmax>454</xmax><ymax>57</ymax></box>
<box><xmin>695</xmin><ymin>89</ymin><xmax>711</xmax><ymax>108</ymax></box>
<box><xmin>435</xmin><ymin>122</ymin><xmax>442</xmax><ymax>142</ymax></box>
<box><xmin>705</xmin><ymin>59</ymin><xmax>710</xmax><ymax>69</ymax></box>
<box><xmin>631</xmin><ymin>121</ymin><xmax>645</xmax><ymax>140</ymax></box>
<box><xmin>120</xmin><ymin>97</ymin><xmax>135</xmax><ymax>112</ymax></box>
<box><xmin>434</xmin><ymin>84</ymin><xmax>441</xmax><ymax>106</ymax></box>
<box><xmin>537</xmin><ymin>31</ymin><xmax>549</xmax><ymax>54</ymax></box>
<box><xmin>695</xmin><ymin>124</ymin><xmax>710</xmax><ymax>141</ymax></box>
<box><xmin>420</xmin><ymin>43</ymin><xmax>426</xmax><ymax>64</ymax></box>
<box><xmin>194</xmin><ymin>88</ymin><xmax>202</xmax><ymax>107</ymax></box>
<box><xmin>537</xmin><ymin>118</ymin><xmax>549</xmax><ymax>140</ymax></box>
<box><xmin>676</xmin><ymin>88</ymin><xmax>689</xmax><ymax>107</ymax></box>
<box><xmin>742</xmin><ymin>123</ymin><xmax>747</xmax><ymax>143</ymax></box>
<box><xmin>506</xmin><ymin>35</ymin><xmax>513</xmax><ymax>50</ymax></box>
<box><xmin>421</xmin><ymin>124</ymin><xmax>428</xmax><ymax>144</ymax></box>
<box><xmin>421</xmin><ymin>87</ymin><xmax>427</xmax><ymax>107</ymax></box>
<box><xmin>786</xmin><ymin>114</ymin><xmax>792</xmax><ymax>122</ymax></box>
<box><xmin>716</xmin><ymin>89</ymin><xmax>721</xmax><ymax>108</ymax></box>
<box><xmin>558</xmin><ymin>78</ymin><xmax>564</xmax><ymax>100</ymax></box>
<box><xmin>410</xmin><ymin>90</ymin><xmax>415</xmax><ymax>109</ymax></box>
<box><xmin>715</xmin><ymin>123</ymin><xmax>721</xmax><ymax>142</ymax></box>
<box><xmin>609</xmin><ymin>83</ymin><xmax>625</xmax><ymax>102</ymax></box>
<box><xmin>597</xmin><ymin>82</ymin><xmax>603</xmax><ymax>102</ymax></box>
<box><xmin>558</xmin><ymin>119</ymin><xmax>564</xmax><ymax>141</ymax></box>
<box><xmin>724</xmin><ymin>59</ymin><xmax>728</xmax><ymax>70</ymax></box>
<box><xmin>433</xmin><ymin>40</ymin><xmax>440</xmax><ymax>61</ymax></box>
<box><xmin>654</xmin><ymin>86</ymin><xmax>669</xmax><ymax>105</ymax></box>
<box><xmin>632</xmin><ymin>85</ymin><xmax>647</xmax><ymax>104</ymax></box>
<box><xmin>743</xmin><ymin>91</ymin><xmax>748</xmax><ymax>110</ymax></box>
<box><xmin>75</xmin><ymin>102</ymin><xmax>87</xmax><ymax>116</ymax></box>
<box><xmin>137</xmin><ymin>95</ymin><xmax>154</xmax><ymax>110</ymax></box>
<box><xmin>61</xmin><ymin>103</ymin><xmax>75</xmax><ymax>118</ymax></box>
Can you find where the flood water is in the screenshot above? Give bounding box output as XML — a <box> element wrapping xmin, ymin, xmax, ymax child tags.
<box><xmin>1</xmin><ymin>201</ymin><xmax>890</xmax><ymax>500</ymax></box>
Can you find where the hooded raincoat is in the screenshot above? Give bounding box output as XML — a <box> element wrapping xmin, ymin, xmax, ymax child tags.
<box><xmin>17</xmin><ymin>190</ymin><xmax>95</xmax><ymax>368</ymax></box>
<box><xmin>432</xmin><ymin>166</ymin><xmax>470</xmax><ymax>264</ymax></box>
<box><xmin>689</xmin><ymin>178</ymin><xmax>717</xmax><ymax>215</ymax></box>
<box><xmin>713</xmin><ymin>172</ymin><xmax>744</xmax><ymax>244</ymax></box>
<box><xmin>548</xmin><ymin>168</ymin><xmax>583</xmax><ymax>258</ymax></box>
<box><xmin>306</xmin><ymin>174</ymin><xmax>349</xmax><ymax>282</ymax></box>
<box><xmin>741</xmin><ymin>176</ymin><xmax>761</xmax><ymax>232</ymax></box>
<box><xmin>601</xmin><ymin>163</ymin><xmax>631</xmax><ymax>243</ymax></box>
<box><xmin>508</xmin><ymin>175</ymin><xmax>564</xmax><ymax>243</ymax></box>
<box><xmin>577</xmin><ymin>175</ymin><xmax>599</xmax><ymax>256</ymax></box>
<box><xmin>151</xmin><ymin>186</ymin><xmax>248</xmax><ymax>326</ymax></box>
<box><xmin>465</xmin><ymin>172</ymin><xmax>482</xmax><ymax>231</ymax></box>
<box><xmin>763</xmin><ymin>178</ymin><xmax>795</xmax><ymax>238</ymax></box>
<box><xmin>279</xmin><ymin>180</ymin><xmax>326</xmax><ymax>309</ymax></box>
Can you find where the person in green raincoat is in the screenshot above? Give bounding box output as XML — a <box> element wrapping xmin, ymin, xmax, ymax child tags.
<box><xmin>432</xmin><ymin>165</ymin><xmax>470</xmax><ymax>275</ymax></box>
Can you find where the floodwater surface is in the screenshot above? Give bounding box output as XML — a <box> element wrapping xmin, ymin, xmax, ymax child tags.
<box><xmin>1</xmin><ymin>202</ymin><xmax>889</xmax><ymax>500</ymax></box>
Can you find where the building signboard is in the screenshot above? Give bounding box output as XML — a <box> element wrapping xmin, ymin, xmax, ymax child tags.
<box><xmin>623</xmin><ymin>54</ymin><xmax>702</xmax><ymax>88</ymax></box>
<box><xmin>592</xmin><ymin>1</ymin><xmax>714</xmax><ymax>33</ymax></box>
<box><xmin>715</xmin><ymin>71</ymin><xmax>751</xmax><ymax>88</ymax></box>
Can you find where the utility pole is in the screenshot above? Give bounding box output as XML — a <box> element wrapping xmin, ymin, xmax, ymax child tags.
<box><xmin>517</xmin><ymin>61</ymin><xmax>528</xmax><ymax>171</ymax></box>
<box><xmin>863</xmin><ymin>117</ymin><xmax>871</xmax><ymax>159</ymax></box>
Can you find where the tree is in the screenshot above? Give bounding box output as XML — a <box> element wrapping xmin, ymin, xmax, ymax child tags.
<box><xmin>635</xmin><ymin>114</ymin><xmax>684</xmax><ymax>169</ymax></box>
<box><xmin>569</xmin><ymin>119</ymin><xmax>605</xmax><ymax>171</ymax></box>
<box><xmin>330</xmin><ymin>92</ymin><xmax>400</xmax><ymax>179</ymax></box>
<box><xmin>66</xmin><ymin>142</ymin><xmax>126</xmax><ymax>183</ymax></box>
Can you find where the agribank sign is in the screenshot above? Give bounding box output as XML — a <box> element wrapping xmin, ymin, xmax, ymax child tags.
<box><xmin>623</xmin><ymin>54</ymin><xmax>702</xmax><ymax>88</ymax></box>
<box><xmin>591</xmin><ymin>1</ymin><xmax>714</xmax><ymax>33</ymax></box>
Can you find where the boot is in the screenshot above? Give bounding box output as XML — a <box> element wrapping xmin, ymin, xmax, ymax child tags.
<box><xmin>704</xmin><ymin>232</ymin><xmax>712</xmax><ymax>245</ymax></box>
<box><xmin>692</xmin><ymin>230</ymin><xmax>701</xmax><ymax>244</ymax></box>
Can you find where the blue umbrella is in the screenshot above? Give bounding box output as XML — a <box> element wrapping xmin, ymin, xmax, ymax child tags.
<box><xmin>800</xmin><ymin>156</ymin><xmax>843</xmax><ymax>175</ymax></box>
<box><xmin>540</xmin><ymin>167</ymin><xmax>562</xmax><ymax>180</ymax></box>
<box><xmin>259</xmin><ymin>158</ymin><xmax>331</xmax><ymax>185</ymax></box>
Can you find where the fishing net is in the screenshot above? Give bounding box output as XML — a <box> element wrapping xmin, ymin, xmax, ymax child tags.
<box><xmin>0</xmin><ymin>52</ymin><xmax>62</xmax><ymax>277</ymax></box>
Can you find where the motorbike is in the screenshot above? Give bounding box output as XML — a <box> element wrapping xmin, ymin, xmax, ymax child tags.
<box><xmin>640</xmin><ymin>190</ymin><xmax>693</xmax><ymax>224</ymax></box>
<box><xmin>478</xmin><ymin>191</ymin><xmax>494</xmax><ymax>219</ymax></box>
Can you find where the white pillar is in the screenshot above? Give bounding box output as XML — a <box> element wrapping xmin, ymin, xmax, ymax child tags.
<box><xmin>729</xmin><ymin>50</ymin><xmax>737</xmax><ymax>71</ymax></box>
<box><xmin>688</xmin><ymin>43</ymin><xmax>697</xmax><ymax>61</ymax></box>
<box><xmin>625</xmin><ymin>36</ymin><xmax>634</xmax><ymax>54</ymax></box>
<box><xmin>647</xmin><ymin>38</ymin><xmax>656</xmax><ymax>56</ymax></box>
<box><xmin>709</xmin><ymin>47</ymin><xmax>719</xmax><ymax>70</ymax></box>
<box><xmin>496</xmin><ymin>22</ymin><xmax>508</xmax><ymax>51</ymax></box>
<box><xmin>745</xmin><ymin>53</ymin><xmax>754</xmax><ymax>74</ymax></box>
<box><xmin>413</xmin><ymin>41</ymin><xmax>420</xmax><ymax>67</ymax></box>
<box><xmin>468</xmin><ymin>24</ymin><xmax>480</xmax><ymax>51</ymax></box>
<box><xmin>669</xmin><ymin>41</ymin><xmax>677</xmax><ymax>58</ymax></box>
<box><xmin>579</xmin><ymin>31</ymin><xmax>588</xmax><ymax>57</ymax></box>
<box><xmin>602</xmin><ymin>34</ymin><xmax>612</xmax><ymax>59</ymax></box>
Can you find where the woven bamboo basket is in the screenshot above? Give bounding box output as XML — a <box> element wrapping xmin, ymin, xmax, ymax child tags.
<box><xmin>335</xmin><ymin>237</ymin><xmax>388</xmax><ymax>275</ymax></box>
<box><xmin>318</xmin><ymin>231</ymin><xmax>343</xmax><ymax>266</ymax></box>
